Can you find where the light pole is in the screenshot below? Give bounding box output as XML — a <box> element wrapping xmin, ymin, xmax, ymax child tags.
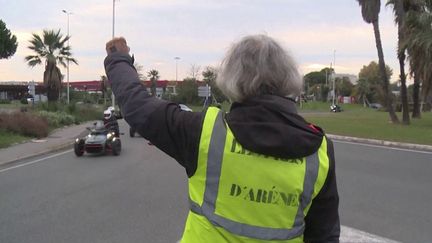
<box><xmin>62</xmin><ymin>9</ymin><xmax>72</xmax><ymax>104</ymax></box>
<box><xmin>332</xmin><ymin>50</ymin><xmax>336</xmax><ymax>106</ymax></box>
<box><xmin>174</xmin><ymin>57</ymin><xmax>180</xmax><ymax>82</ymax></box>
<box><xmin>111</xmin><ymin>0</ymin><xmax>117</xmax><ymax>108</ymax></box>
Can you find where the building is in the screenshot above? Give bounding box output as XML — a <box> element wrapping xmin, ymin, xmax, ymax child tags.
<box><xmin>0</xmin><ymin>81</ymin><xmax>45</xmax><ymax>100</ymax></box>
<box><xmin>0</xmin><ymin>79</ymin><xmax>206</xmax><ymax>100</ymax></box>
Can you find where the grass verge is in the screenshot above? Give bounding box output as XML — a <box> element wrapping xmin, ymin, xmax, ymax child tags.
<box><xmin>0</xmin><ymin>130</ymin><xmax>30</xmax><ymax>149</ymax></box>
<box><xmin>189</xmin><ymin>101</ymin><xmax>432</xmax><ymax>146</ymax></box>
<box><xmin>302</xmin><ymin>104</ymin><xmax>432</xmax><ymax>145</ymax></box>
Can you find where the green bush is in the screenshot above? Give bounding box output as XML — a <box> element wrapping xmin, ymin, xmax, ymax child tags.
<box><xmin>37</xmin><ymin>110</ymin><xmax>76</xmax><ymax>127</ymax></box>
<box><xmin>67</xmin><ymin>102</ymin><xmax>77</xmax><ymax>113</ymax></box>
<box><xmin>71</xmin><ymin>104</ymin><xmax>103</xmax><ymax>123</ymax></box>
<box><xmin>0</xmin><ymin>99</ymin><xmax>11</xmax><ymax>104</ymax></box>
<box><xmin>32</xmin><ymin>101</ymin><xmax>103</xmax><ymax>125</ymax></box>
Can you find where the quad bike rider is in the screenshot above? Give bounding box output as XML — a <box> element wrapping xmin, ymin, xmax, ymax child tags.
<box><xmin>103</xmin><ymin>106</ymin><xmax>122</xmax><ymax>137</ymax></box>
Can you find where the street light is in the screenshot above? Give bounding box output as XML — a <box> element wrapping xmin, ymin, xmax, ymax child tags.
<box><xmin>174</xmin><ymin>57</ymin><xmax>180</xmax><ymax>82</ymax></box>
<box><xmin>332</xmin><ymin>50</ymin><xmax>336</xmax><ymax>106</ymax></box>
<box><xmin>62</xmin><ymin>9</ymin><xmax>72</xmax><ymax>104</ymax></box>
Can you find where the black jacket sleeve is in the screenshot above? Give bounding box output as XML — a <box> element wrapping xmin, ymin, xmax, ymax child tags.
<box><xmin>104</xmin><ymin>53</ymin><xmax>203</xmax><ymax>176</ymax></box>
<box><xmin>303</xmin><ymin>138</ymin><xmax>340</xmax><ymax>243</ymax></box>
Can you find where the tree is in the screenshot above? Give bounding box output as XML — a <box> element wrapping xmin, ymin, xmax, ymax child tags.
<box><xmin>357</xmin><ymin>0</ymin><xmax>399</xmax><ymax>123</ymax></box>
<box><xmin>358</xmin><ymin>61</ymin><xmax>393</xmax><ymax>103</ymax></box>
<box><xmin>25</xmin><ymin>29</ymin><xmax>77</xmax><ymax>102</ymax></box>
<box><xmin>404</xmin><ymin>0</ymin><xmax>432</xmax><ymax>118</ymax></box>
<box><xmin>134</xmin><ymin>62</ymin><xmax>145</xmax><ymax>80</ymax></box>
<box><xmin>304</xmin><ymin>71</ymin><xmax>326</xmax><ymax>87</ymax></box>
<box><xmin>336</xmin><ymin>77</ymin><xmax>354</xmax><ymax>97</ymax></box>
<box><xmin>303</xmin><ymin>68</ymin><xmax>333</xmax><ymax>100</ymax></box>
<box><xmin>0</xmin><ymin>19</ymin><xmax>18</xmax><ymax>59</ymax></box>
<box><xmin>304</xmin><ymin>68</ymin><xmax>333</xmax><ymax>87</ymax></box>
<box><xmin>174</xmin><ymin>78</ymin><xmax>200</xmax><ymax>105</ymax></box>
<box><xmin>354</xmin><ymin>78</ymin><xmax>372</xmax><ymax>107</ymax></box>
<box><xmin>100</xmin><ymin>75</ymin><xmax>108</xmax><ymax>105</ymax></box>
<box><xmin>387</xmin><ymin>0</ymin><xmax>410</xmax><ymax>124</ymax></box>
<box><xmin>147</xmin><ymin>69</ymin><xmax>159</xmax><ymax>97</ymax></box>
<box><xmin>189</xmin><ymin>64</ymin><xmax>201</xmax><ymax>80</ymax></box>
<box><xmin>359</xmin><ymin>61</ymin><xmax>393</xmax><ymax>84</ymax></box>
<box><xmin>202</xmin><ymin>66</ymin><xmax>228</xmax><ymax>103</ymax></box>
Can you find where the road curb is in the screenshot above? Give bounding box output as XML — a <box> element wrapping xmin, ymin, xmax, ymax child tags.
<box><xmin>328</xmin><ymin>134</ymin><xmax>432</xmax><ymax>152</ymax></box>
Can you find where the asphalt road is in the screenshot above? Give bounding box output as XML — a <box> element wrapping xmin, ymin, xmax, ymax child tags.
<box><xmin>0</xmin><ymin>122</ymin><xmax>189</xmax><ymax>243</ymax></box>
<box><xmin>334</xmin><ymin>140</ymin><xmax>432</xmax><ymax>243</ymax></box>
<box><xmin>0</xmin><ymin>121</ymin><xmax>430</xmax><ymax>243</ymax></box>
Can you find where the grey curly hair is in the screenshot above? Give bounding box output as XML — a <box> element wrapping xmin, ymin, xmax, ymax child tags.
<box><xmin>216</xmin><ymin>35</ymin><xmax>302</xmax><ymax>102</ymax></box>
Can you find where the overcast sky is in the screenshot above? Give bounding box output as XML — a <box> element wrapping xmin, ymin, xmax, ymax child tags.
<box><xmin>0</xmin><ymin>0</ymin><xmax>401</xmax><ymax>83</ymax></box>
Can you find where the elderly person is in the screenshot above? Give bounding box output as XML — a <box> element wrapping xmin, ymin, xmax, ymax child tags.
<box><xmin>104</xmin><ymin>35</ymin><xmax>339</xmax><ymax>243</ymax></box>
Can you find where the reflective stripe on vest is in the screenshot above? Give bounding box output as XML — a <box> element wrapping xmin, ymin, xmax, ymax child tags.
<box><xmin>189</xmin><ymin>110</ymin><xmax>320</xmax><ymax>240</ymax></box>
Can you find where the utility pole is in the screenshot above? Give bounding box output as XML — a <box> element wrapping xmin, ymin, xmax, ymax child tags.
<box><xmin>62</xmin><ymin>10</ymin><xmax>72</xmax><ymax>104</ymax></box>
<box><xmin>332</xmin><ymin>50</ymin><xmax>336</xmax><ymax>106</ymax></box>
<box><xmin>174</xmin><ymin>57</ymin><xmax>180</xmax><ymax>82</ymax></box>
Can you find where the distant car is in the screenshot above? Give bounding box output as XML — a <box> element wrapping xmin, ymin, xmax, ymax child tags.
<box><xmin>74</xmin><ymin>121</ymin><xmax>121</xmax><ymax>156</ymax></box>
<box><xmin>369</xmin><ymin>103</ymin><xmax>383</xmax><ymax>109</ymax></box>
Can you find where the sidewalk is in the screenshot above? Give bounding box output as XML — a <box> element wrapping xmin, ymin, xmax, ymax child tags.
<box><xmin>0</xmin><ymin>121</ymin><xmax>95</xmax><ymax>166</ymax></box>
<box><xmin>1</xmin><ymin>122</ymin><xmax>431</xmax><ymax>167</ymax></box>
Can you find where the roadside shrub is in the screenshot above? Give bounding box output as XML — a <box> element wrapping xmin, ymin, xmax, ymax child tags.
<box><xmin>0</xmin><ymin>99</ymin><xmax>11</xmax><ymax>104</ymax></box>
<box><xmin>37</xmin><ymin>110</ymin><xmax>76</xmax><ymax>127</ymax></box>
<box><xmin>72</xmin><ymin>104</ymin><xmax>103</xmax><ymax>123</ymax></box>
<box><xmin>32</xmin><ymin>101</ymin><xmax>103</xmax><ymax>124</ymax></box>
<box><xmin>0</xmin><ymin>111</ymin><xmax>49</xmax><ymax>138</ymax></box>
<box><xmin>67</xmin><ymin>102</ymin><xmax>77</xmax><ymax>113</ymax></box>
<box><xmin>35</xmin><ymin>102</ymin><xmax>60</xmax><ymax>112</ymax></box>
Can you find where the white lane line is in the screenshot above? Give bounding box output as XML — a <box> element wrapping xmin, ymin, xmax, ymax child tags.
<box><xmin>340</xmin><ymin>226</ymin><xmax>401</xmax><ymax>243</ymax></box>
<box><xmin>333</xmin><ymin>140</ymin><xmax>432</xmax><ymax>154</ymax></box>
<box><xmin>176</xmin><ymin>225</ymin><xmax>401</xmax><ymax>243</ymax></box>
<box><xmin>0</xmin><ymin>149</ymin><xmax>72</xmax><ymax>173</ymax></box>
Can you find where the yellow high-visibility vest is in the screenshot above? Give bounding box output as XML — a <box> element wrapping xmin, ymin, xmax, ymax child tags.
<box><xmin>180</xmin><ymin>107</ymin><xmax>330</xmax><ymax>243</ymax></box>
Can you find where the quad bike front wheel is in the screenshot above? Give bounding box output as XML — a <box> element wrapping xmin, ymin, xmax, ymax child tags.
<box><xmin>111</xmin><ymin>139</ymin><xmax>122</xmax><ymax>156</ymax></box>
<box><xmin>74</xmin><ymin>141</ymin><xmax>84</xmax><ymax>157</ymax></box>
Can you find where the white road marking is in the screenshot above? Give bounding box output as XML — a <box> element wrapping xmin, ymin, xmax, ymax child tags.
<box><xmin>0</xmin><ymin>149</ymin><xmax>72</xmax><ymax>173</ymax></box>
<box><xmin>340</xmin><ymin>225</ymin><xmax>401</xmax><ymax>243</ymax></box>
<box><xmin>177</xmin><ymin>226</ymin><xmax>401</xmax><ymax>243</ymax></box>
<box><xmin>333</xmin><ymin>140</ymin><xmax>432</xmax><ymax>154</ymax></box>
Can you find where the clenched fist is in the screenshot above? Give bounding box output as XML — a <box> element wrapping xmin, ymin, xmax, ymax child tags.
<box><xmin>106</xmin><ymin>37</ymin><xmax>130</xmax><ymax>55</ymax></box>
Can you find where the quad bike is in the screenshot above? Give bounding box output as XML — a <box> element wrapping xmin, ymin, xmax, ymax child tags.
<box><xmin>74</xmin><ymin>121</ymin><xmax>122</xmax><ymax>156</ymax></box>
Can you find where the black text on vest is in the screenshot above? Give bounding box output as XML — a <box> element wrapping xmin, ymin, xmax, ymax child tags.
<box><xmin>229</xmin><ymin>184</ymin><xmax>299</xmax><ymax>207</ymax></box>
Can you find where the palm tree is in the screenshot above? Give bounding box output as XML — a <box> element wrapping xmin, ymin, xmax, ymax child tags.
<box><xmin>404</xmin><ymin>0</ymin><xmax>432</xmax><ymax>118</ymax></box>
<box><xmin>387</xmin><ymin>0</ymin><xmax>410</xmax><ymax>124</ymax></box>
<box><xmin>25</xmin><ymin>29</ymin><xmax>77</xmax><ymax>102</ymax></box>
<box><xmin>147</xmin><ymin>69</ymin><xmax>159</xmax><ymax>97</ymax></box>
<box><xmin>357</xmin><ymin>0</ymin><xmax>399</xmax><ymax>123</ymax></box>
